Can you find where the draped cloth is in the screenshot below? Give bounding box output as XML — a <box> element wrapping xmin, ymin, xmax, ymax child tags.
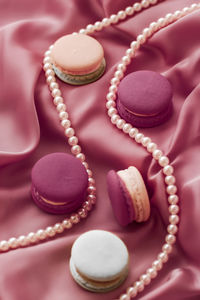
<box><xmin>0</xmin><ymin>0</ymin><xmax>200</xmax><ymax>299</ymax></box>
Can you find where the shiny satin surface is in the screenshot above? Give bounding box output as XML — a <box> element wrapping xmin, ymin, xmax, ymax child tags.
<box><xmin>0</xmin><ymin>0</ymin><xmax>200</xmax><ymax>299</ymax></box>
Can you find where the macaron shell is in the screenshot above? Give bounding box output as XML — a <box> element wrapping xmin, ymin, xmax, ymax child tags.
<box><xmin>118</xmin><ymin>167</ymin><xmax>150</xmax><ymax>222</ymax></box>
<box><xmin>107</xmin><ymin>170</ymin><xmax>135</xmax><ymax>226</ymax></box>
<box><xmin>51</xmin><ymin>34</ymin><xmax>104</xmax><ymax>75</ymax></box>
<box><xmin>118</xmin><ymin>70</ymin><xmax>173</xmax><ymax>115</ymax></box>
<box><xmin>31</xmin><ymin>153</ymin><xmax>88</xmax><ymax>203</ymax></box>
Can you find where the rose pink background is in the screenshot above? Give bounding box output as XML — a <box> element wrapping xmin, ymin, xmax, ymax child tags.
<box><xmin>0</xmin><ymin>0</ymin><xmax>200</xmax><ymax>299</ymax></box>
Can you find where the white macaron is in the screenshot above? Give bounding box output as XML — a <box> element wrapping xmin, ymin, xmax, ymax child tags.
<box><xmin>69</xmin><ymin>230</ymin><xmax>129</xmax><ymax>293</ymax></box>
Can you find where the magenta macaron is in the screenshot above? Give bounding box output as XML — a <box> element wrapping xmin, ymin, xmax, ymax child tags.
<box><xmin>107</xmin><ymin>167</ymin><xmax>150</xmax><ymax>226</ymax></box>
<box><xmin>31</xmin><ymin>153</ymin><xmax>88</xmax><ymax>214</ymax></box>
<box><xmin>117</xmin><ymin>70</ymin><xmax>173</xmax><ymax>128</ymax></box>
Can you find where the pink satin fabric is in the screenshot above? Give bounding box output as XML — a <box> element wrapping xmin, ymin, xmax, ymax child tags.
<box><xmin>0</xmin><ymin>0</ymin><xmax>200</xmax><ymax>299</ymax></box>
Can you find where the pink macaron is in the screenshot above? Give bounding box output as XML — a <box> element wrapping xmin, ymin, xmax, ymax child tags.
<box><xmin>31</xmin><ymin>153</ymin><xmax>88</xmax><ymax>214</ymax></box>
<box><xmin>107</xmin><ymin>166</ymin><xmax>150</xmax><ymax>226</ymax></box>
<box><xmin>117</xmin><ymin>70</ymin><xmax>173</xmax><ymax>128</ymax></box>
<box><xmin>50</xmin><ymin>34</ymin><xmax>106</xmax><ymax>85</ymax></box>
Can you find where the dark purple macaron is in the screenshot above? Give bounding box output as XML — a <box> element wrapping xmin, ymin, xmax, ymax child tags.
<box><xmin>31</xmin><ymin>153</ymin><xmax>88</xmax><ymax>214</ymax></box>
<box><xmin>117</xmin><ymin>70</ymin><xmax>173</xmax><ymax>128</ymax></box>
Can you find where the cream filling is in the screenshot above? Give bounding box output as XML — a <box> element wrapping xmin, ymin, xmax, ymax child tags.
<box><xmin>40</xmin><ymin>195</ymin><xmax>66</xmax><ymax>206</ymax></box>
<box><xmin>124</xmin><ymin>106</ymin><xmax>158</xmax><ymax>117</ymax></box>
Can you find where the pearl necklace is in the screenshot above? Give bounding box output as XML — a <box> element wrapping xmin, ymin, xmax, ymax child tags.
<box><xmin>1</xmin><ymin>1</ymin><xmax>199</xmax><ymax>299</ymax></box>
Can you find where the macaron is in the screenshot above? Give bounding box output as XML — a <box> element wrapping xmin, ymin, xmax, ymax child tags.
<box><xmin>50</xmin><ymin>33</ymin><xmax>106</xmax><ymax>85</ymax></box>
<box><xmin>107</xmin><ymin>166</ymin><xmax>150</xmax><ymax>226</ymax></box>
<box><xmin>70</xmin><ymin>230</ymin><xmax>129</xmax><ymax>293</ymax></box>
<box><xmin>117</xmin><ymin>70</ymin><xmax>173</xmax><ymax>128</ymax></box>
<box><xmin>31</xmin><ymin>153</ymin><xmax>88</xmax><ymax>214</ymax></box>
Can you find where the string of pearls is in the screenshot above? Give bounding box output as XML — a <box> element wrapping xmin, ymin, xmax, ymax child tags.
<box><xmin>0</xmin><ymin>0</ymin><xmax>156</xmax><ymax>253</ymax></box>
<box><xmin>105</xmin><ymin>3</ymin><xmax>200</xmax><ymax>300</ymax></box>
<box><xmin>1</xmin><ymin>1</ymin><xmax>199</xmax><ymax>299</ymax></box>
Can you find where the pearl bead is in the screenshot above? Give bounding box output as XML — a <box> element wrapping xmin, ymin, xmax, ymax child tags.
<box><xmin>114</xmin><ymin>70</ymin><xmax>124</xmax><ymax>80</ymax></box>
<box><xmin>68</xmin><ymin>136</ymin><xmax>78</xmax><ymax>146</ymax></box>
<box><xmin>162</xmin><ymin>243</ymin><xmax>172</xmax><ymax>254</ymax></box>
<box><xmin>168</xmin><ymin>194</ymin><xmax>179</xmax><ymax>205</ymax></box>
<box><xmin>76</xmin><ymin>153</ymin><xmax>85</xmax><ymax>162</ymax></box>
<box><xmin>36</xmin><ymin>229</ymin><xmax>47</xmax><ymax>240</ymax></box>
<box><xmin>141</xmin><ymin>137</ymin><xmax>151</xmax><ymax>147</ymax></box>
<box><xmin>169</xmin><ymin>204</ymin><xmax>179</xmax><ymax>215</ymax></box>
<box><xmin>106</xmin><ymin>92</ymin><xmax>116</xmax><ymax>101</ymax></box>
<box><xmin>125</xmin><ymin>6</ymin><xmax>134</xmax><ymax>16</ymax></box>
<box><xmin>119</xmin><ymin>294</ymin><xmax>129</xmax><ymax>300</ymax></box>
<box><xmin>169</xmin><ymin>214</ymin><xmax>179</xmax><ymax>225</ymax></box>
<box><xmin>78</xmin><ymin>208</ymin><xmax>88</xmax><ymax>219</ymax></box>
<box><xmin>166</xmin><ymin>185</ymin><xmax>177</xmax><ymax>195</ymax></box>
<box><xmin>87</xmin><ymin>186</ymin><xmax>96</xmax><ymax>194</ymax></box>
<box><xmin>174</xmin><ymin>10</ymin><xmax>182</xmax><ymax>19</ymax></box>
<box><xmin>59</xmin><ymin>111</ymin><xmax>68</xmax><ymax>120</ymax></box>
<box><xmin>65</xmin><ymin>128</ymin><xmax>75</xmax><ymax>138</ymax></box>
<box><xmin>165</xmin><ymin>234</ymin><xmax>176</xmax><ymax>245</ymax></box>
<box><xmin>135</xmin><ymin>133</ymin><xmax>144</xmax><ymax>143</ymax></box>
<box><xmin>46</xmin><ymin>75</ymin><xmax>55</xmax><ymax>84</ymax></box>
<box><xmin>110</xmin><ymin>14</ymin><xmax>119</xmax><ymax>24</ymax></box>
<box><xmin>147</xmin><ymin>142</ymin><xmax>157</xmax><ymax>153</ymax></box>
<box><xmin>86</xmin><ymin>24</ymin><xmax>95</xmax><ymax>33</ymax></box>
<box><xmin>18</xmin><ymin>235</ymin><xmax>29</xmax><ymax>246</ymax></box>
<box><xmin>27</xmin><ymin>232</ymin><xmax>37</xmax><ymax>243</ymax></box>
<box><xmin>130</xmin><ymin>41</ymin><xmax>140</xmax><ymax>51</ymax></box>
<box><xmin>116</xmin><ymin>119</ymin><xmax>125</xmax><ymax>129</ymax></box>
<box><xmin>106</xmin><ymin>100</ymin><xmax>116</xmax><ymax>109</ymax></box>
<box><xmin>147</xmin><ymin>267</ymin><xmax>157</xmax><ymax>279</ymax></box>
<box><xmin>122</xmin><ymin>55</ymin><xmax>131</xmax><ymax>64</ymax></box>
<box><xmin>123</xmin><ymin>123</ymin><xmax>132</xmax><ymax>134</ymax></box>
<box><xmin>94</xmin><ymin>21</ymin><xmax>103</xmax><ymax>31</ymax></box>
<box><xmin>108</xmin><ymin>107</ymin><xmax>117</xmax><ymax>117</ymax></box>
<box><xmin>56</xmin><ymin>103</ymin><xmax>66</xmax><ymax>112</ymax></box>
<box><xmin>8</xmin><ymin>237</ymin><xmax>19</xmax><ymax>249</ymax></box>
<box><xmin>102</xmin><ymin>18</ymin><xmax>111</xmax><ymax>27</ymax></box>
<box><xmin>149</xmin><ymin>21</ymin><xmax>158</xmax><ymax>32</ymax></box>
<box><xmin>79</xmin><ymin>29</ymin><xmax>86</xmax><ymax>34</ymax></box>
<box><xmin>165</xmin><ymin>13</ymin><xmax>174</xmax><ymax>23</ymax></box>
<box><xmin>152</xmin><ymin>259</ymin><xmax>163</xmax><ymax>271</ymax></box>
<box><xmin>134</xmin><ymin>280</ymin><xmax>144</xmax><ymax>292</ymax></box>
<box><xmin>137</xmin><ymin>34</ymin><xmax>146</xmax><ymax>44</ymax></box>
<box><xmin>126</xmin><ymin>286</ymin><xmax>137</xmax><ymax>297</ymax></box>
<box><xmin>82</xmin><ymin>161</ymin><xmax>88</xmax><ymax>169</ymax></box>
<box><xmin>153</xmin><ymin>149</ymin><xmax>163</xmax><ymax>160</ymax></box>
<box><xmin>158</xmin><ymin>252</ymin><xmax>168</xmax><ymax>263</ymax></box>
<box><xmin>43</xmin><ymin>63</ymin><xmax>52</xmax><ymax>71</ymax></box>
<box><xmin>133</xmin><ymin>3</ymin><xmax>142</xmax><ymax>11</ymax></box>
<box><xmin>43</xmin><ymin>56</ymin><xmax>51</xmax><ymax>64</ymax></box>
<box><xmin>87</xmin><ymin>194</ymin><xmax>96</xmax><ymax>204</ymax></box>
<box><xmin>167</xmin><ymin>224</ymin><xmax>178</xmax><ymax>235</ymax></box>
<box><xmin>163</xmin><ymin>165</ymin><xmax>174</xmax><ymax>176</ymax></box>
<box><xmin>71</xmin><ymin>145</ymin><xmax>81</xmax><ymax>155</ymax></box>
<box><xmin>117</xmin><ymin>10</ymin><xmax>126</xmax><ymax>20</ymax></box>
<box><xmin>46</xmin><ymin>69</ymin><xmax>54</xmax><ymax>77</ymax></box>
<box><xmin>62</xmin><ymin>219</ymin><xmax>72</xmax><ymax>229</ymax></box>
<box><xmin>83</xmin><ymin>200</ymin><xmax>92</xmax><ymax>211</ymax></box>
<box><xmin>150</xmin><ymin>0</ymin><xmax>157</xmax><ymax>4</ymax></box>
<box><xmin>111</xmin><ymin>114</ymin><xmax>120</xmax><ymax>124</ymax></box>
<box><xmin>46</xmin><ymin>226</ymin><xmax>56</xmax><ymax>237</ymax></box>
<box><xmin>117</xmin><ymin>63</ymin><xmax>127</xmax><ymax>72</ymax></box>
<box><xmin>53</xmin><ymin>96</ymin><xmax>63</xmax><ymax>105</ymax></box>
<box><xmin>54</xmin><ymin>223</ymin><xmax>64</xmax><ymax>233</ymax></box>
<box><xmin>70</xmin><ymin>213</ymin><xmax>80</xmax><ymax>224</ymax></box>
<box><xmin>129</xmin><ymin>128</ymin><xmax>138</xmax><ymax>138</ymax></box>
<box><xmin>159</xmin><ymin>156</ymin><xmax>169</xmax><ymax>167</ymax></box>
<box><xmin>0</xmin><ymin>240</ymin><xmax>9</xmax><ymax>251</ymax></box>
<box><xmin>126</xmin><ymin>48</ymin><xmax>134</xmax><ymax>57</ymax></box>
<box><xmin>110</xmin><ymin>77</ymin><xmax>120</xmax><ymax>86</ymax></box>
<box><xmin>44</xmin><ymin>50</ymin><xmax>51</xmax><ymax>57</ymax></box>
<box><xmin>141</xmin><ymin>0</ymin><xmax>150</xmax><ymax>8</ymax></box>
<box><xmin>165</xmin><ymin>175</ymin><xmax>176</xmax><ymax>185</ymax></box>
<box><xmin>86</xmin><ymin>169</ymin><xmax>93</xmax><ymax>177</ymax></box>
<box><xmin>52</xmin><ymin>88</ymin><xmax>61</xmax><ymax>98</ymax></box>
<box><xmin>140</xmin><ymin>274</ymin><xmax>151</xmax><ymax>285</ymax></box>
<box><xmin>61</xmin><ymin>119</ymin><xmax>71</xmax><ymax>128</ymax></box>
<box><xmin>157</xmin><ymin>17</ymin><xmax>166</xmax><ymax>28</ymax></box>
<box><xmin>49</xmin><ymin>45</ymin><xmax>54</xmax><ymax>51</ymax></box>
<box><xmin>88</xmin><ymin>177</ymin><xmax>95</xmax><ymax>185</ymax></box>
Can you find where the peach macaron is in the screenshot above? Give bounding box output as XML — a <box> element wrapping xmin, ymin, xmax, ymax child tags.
<box><xmin>50</xmin><ymin>33</ymin><xmax>106</xmax><ymax>85</ymax></box>
<box><xmin>107</xmin><ymin>166</ymin><xmax>150</xmax><ymax>226</ymax></box>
